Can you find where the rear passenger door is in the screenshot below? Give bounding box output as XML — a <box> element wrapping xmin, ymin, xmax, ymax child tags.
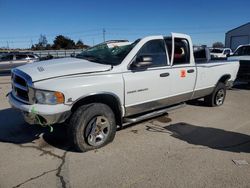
<box><xmin>165</xmin><ymin>34</ymin><xmax>196</xmax><ymax>102</ymax></box>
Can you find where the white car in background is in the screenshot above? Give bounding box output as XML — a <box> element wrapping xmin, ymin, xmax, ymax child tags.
<box><xmin>228</xmin><ymin>44</ymin><xmax>250</xmax><ymax>84</ymax></box>
<box><xmin>0</xmin><ymin>53</ymin><xmax>39</xmax><ymax>72</ymax></box>
<box><xmin>210</xmin><ymin>48</ymin><xmax>232</xmax><ymax>59</ymax></box>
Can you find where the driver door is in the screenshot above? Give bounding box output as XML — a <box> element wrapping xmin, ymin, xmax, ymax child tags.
<box><xmin>123</xmin><ymin>38</ymin><xmax>172</xmax><ymax>116</ymax></box>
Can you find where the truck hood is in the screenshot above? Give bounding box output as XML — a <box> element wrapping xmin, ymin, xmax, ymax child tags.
<box><xmin>17</xmin><ymin>57</ymin><xmax>112</xmax><ymax>82</ymax></box>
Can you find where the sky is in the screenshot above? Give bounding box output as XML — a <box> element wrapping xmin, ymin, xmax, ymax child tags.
<box><xmin>0</xmin><ymin>0</ymin><xmax>250</xmax><ymax>48</ymax></box>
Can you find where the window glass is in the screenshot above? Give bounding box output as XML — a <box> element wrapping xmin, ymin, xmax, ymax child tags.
<box><xmin>194</xmin><ymin>48</ymin><xmax>206</xmax><ymax>60</ymax></box>
<box><xmin>172</xmin><ymin>38</ymin><xmax>190</xmax><ymax>65</ymax></box>
<box><xmin>234</xmin><ymin>46</ymin><xmax>250</xmax><ymax>56</ymax></box>
<box><xmin>136</xmin><ymin>39</ymin><xmax>167</xmax><ymax>67</ymax></box>
<box><xmin>28</xmin><ymin>55</ymin><xmax>35</xmax><ymax>58</ymax></box>
<box><xmin>224</xmin><ymin>50</ymin><xmax>230</xmax><ymax>55</ymax></box>
<box><xmin>16</xmin><ymin>54</ymin><xmax>28</xmax><ymax>60</ymax></box>
<box><xmin>76</xmin><ymin>40</ymin><xmax>139</xmax><ymax>65</ymax></box>
<box><xmin>0</xmin><ymin>55</ymin><xmax>13</xmax><ymax>61</ymax></box>
<box><xmin>211</xmin><ymin>49</ymin><xmax>223</xmax><ymax>53</ymax></box>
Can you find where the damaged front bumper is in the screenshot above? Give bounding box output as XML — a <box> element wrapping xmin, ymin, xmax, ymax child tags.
<box><xmin>22</xmin><ymin>110</ymin><xmax>71</xmax><ymax>125</ymax></box>
<box><xmin>8</xmin><ymin>93</ymin><xmax>71</xmax><ymax>125</ymax></box>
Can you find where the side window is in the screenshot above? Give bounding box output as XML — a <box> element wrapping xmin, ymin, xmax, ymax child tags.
<box><xmin>16</xmin><ymin>54</ymin><xmax>28</xmax><ymax>60</ymax></box>
<box><xmin>1</xmin><ymin>55</ymin><xmax>13</xmax><ymax>61</ymax></box>
<box><xmin>234</xmin><ymin>46</ymin><xmax>250</xmax><ymax>56</ymax></box>
<box><xmin>137</xmin><ymin>39</ymin><xmax>167</xmax><ymax>67</ymax></box>
<box><xmin>28</xmin><ymin>55</ymin><xmax>35</xmax><ymax>58</ymax></box>
<box><xmin>224</xmin><ymin>50</ymin><xmax>230</xmax><ymax>55</ymax></box>
<box><xmin>234</xmin><ymin>47</ymin><xmax>242</xmax><ymax>56</ymax></box>
<box><xmin>194</xmin><ymin>48</ymin><xmax>207</xmax><ymax>63</ymax></box>
<box><xmin>173</xmin><ymin>38</ymin><xmax>190</xmax><ymax>65</ymax></box>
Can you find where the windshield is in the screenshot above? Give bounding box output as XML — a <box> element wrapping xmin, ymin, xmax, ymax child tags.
<box><xmin>233</xmin><ymin>46</ymin><xmax>250</xmax><ymax>56</ymax></box>
<box><xmin>76</xmin><ymin>40</ymin><xmax>139</xmax><ymax>65</ymax></box>
<box><xmin>210</xmin><ymin>49</ymin><xmax>223</xmax><ymax>53</ymax></box>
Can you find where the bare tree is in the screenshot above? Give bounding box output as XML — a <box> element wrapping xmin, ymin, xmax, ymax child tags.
<box><xmin>38</xmin><ymin>34</ymin><xmax>48</xmax><ymax>48</ymax></box>
<box><xmin>212</xmin><ymin>42</ymin><xmax>224</xmax><ymax>48</ymax></box>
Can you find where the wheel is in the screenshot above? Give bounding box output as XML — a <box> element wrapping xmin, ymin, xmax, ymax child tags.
<box><xmin>204</xmin><ymin>82</ymin><xmax>226</xmax><ymax>107</ymax></box>
<box><xmin>69</xmin><ymin>103</ymin><xmax>116</xmax><ymax>152</ymax></box>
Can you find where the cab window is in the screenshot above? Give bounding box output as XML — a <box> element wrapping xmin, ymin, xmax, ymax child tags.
<box><xmin>136</xmin><ymin>39</ymin><xmax>167</xmax><ymax>67</ymax></box>
<box><xmin>234</xmin><ymin>46</ymin><xmax>250</xmax><ymax>56</ymax></box>
<box><xmin>223</xmin><ymin>49</ymin><xmax>231</xmax><ymax>55</ymax></box>
<box><xmin>172</xmin><ymin>38</ymin><xmax>190</xmax><ymax>65</ymax></box>
<box><xmin>164</xmin><ymin>38</ymin><xmax>190</xmax><ymax>65</ymax></box>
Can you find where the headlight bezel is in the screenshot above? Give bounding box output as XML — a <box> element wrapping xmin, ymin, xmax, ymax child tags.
<box><xmin>34</xmin><ymin>89</ymin><xmax>65</xmax><ymax>105</ymax></box>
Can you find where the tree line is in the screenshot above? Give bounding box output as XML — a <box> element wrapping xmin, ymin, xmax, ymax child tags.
<box><xmin>31</xmin><ymin>34</ymin><xmax>90</xmax><ymax>50</ymax></box>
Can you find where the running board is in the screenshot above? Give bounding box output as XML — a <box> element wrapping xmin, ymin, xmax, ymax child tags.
<box><xmin>123</xmin><ymin>103</ymin><xmax>185</xmax><ymax>126</ymax></box>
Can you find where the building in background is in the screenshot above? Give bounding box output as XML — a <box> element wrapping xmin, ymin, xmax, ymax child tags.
<box><xmin>225</xmin><ymin>22</ymin><xmax>250</xmax><ymax>51</ymax></box>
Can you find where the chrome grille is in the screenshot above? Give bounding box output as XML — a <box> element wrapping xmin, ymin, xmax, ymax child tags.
<box><xmin>11</xmin><ymin>69</ymin><xmax>33</xmax><ymax>104</ymax></box>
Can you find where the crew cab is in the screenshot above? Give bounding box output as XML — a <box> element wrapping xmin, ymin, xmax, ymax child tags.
<box><xmin>228</xmin><ymin>44</ymin><xmax>250</xmax><ymax>84</ymax></box>
<box><xmin>8</xmin><ymin>33</ymin><xmax>239</xmax><ymax>152</ymax></box>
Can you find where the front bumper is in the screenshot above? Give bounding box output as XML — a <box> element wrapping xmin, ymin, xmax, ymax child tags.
<box><xmin>22</xmin><ymin>111</ymin><xmax>71</xmax><ymax>125</ymax></box>
<box><xmin>8</xmin><ymin>93</ymin><xmax>71</xmax><ymax>125</ymax></box>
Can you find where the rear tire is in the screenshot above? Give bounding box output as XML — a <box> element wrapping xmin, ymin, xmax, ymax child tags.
<box><xmin>68</xmin><ymin>103</ymin><xmax>116</xmax><ymax>152</ymax></box>
<box><xmin>204</xmin><ymin>82</ymin><xmax>226</xmax><ymax>107</ymax></box>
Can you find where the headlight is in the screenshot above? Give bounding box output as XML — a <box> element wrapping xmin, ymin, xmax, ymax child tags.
<box><xmin>35</xmin><ymin>90</ymin><xmax>64</xmax><ymax>105</ymax></box>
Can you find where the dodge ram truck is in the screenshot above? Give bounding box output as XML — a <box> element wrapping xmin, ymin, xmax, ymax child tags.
<box><xmin>8</xmin><ymin>33</ymin><xmax>239</xmax><ymax>152</ymax></box>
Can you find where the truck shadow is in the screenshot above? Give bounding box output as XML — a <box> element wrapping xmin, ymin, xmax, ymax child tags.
<box><xmin>0</xmin><ymin>108</ymin><xmax>72</xmax><ymax>151</ymax></box>
<box><xmin>186</xmin><ymin>99</ymin><xmax>207</xmax><ymax>107</ymax></box>
<box><xmin>1</xmin><ymin>108</ymin><xmax>250</xmax><ymax>153</ymax></box>
<box><xmin>146</xmin><ymin>122</ymin><xmax>250</xmax><ymax>153</ymax></box>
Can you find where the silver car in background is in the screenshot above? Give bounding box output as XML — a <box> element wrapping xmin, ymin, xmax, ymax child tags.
<box><xmin>0</xmin><ymin>53</ymin><xmax>39</xmax><ymax>72</ymax></box>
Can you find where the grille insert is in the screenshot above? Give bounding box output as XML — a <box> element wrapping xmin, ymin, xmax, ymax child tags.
<box><xmin>11</xmin><ymin>70</ymin><xmax>33</xmax><ymax>104</ymax></box>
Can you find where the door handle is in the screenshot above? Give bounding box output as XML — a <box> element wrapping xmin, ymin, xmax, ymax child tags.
<box><xmin>187</xmin><ymin>69</ymin><xmax>195</xmax><ymax>73</ymax></box>
<box><xmin>160</xmin><ymin>72</ymin><xmax>170</xmax><ymax>77</ymax></box>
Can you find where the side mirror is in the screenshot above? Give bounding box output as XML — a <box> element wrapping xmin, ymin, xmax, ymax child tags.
<box><xmin>131</xmin><ymin>55</ymin><xmax>153</xmax><ymax>69</ymax></box>
<box><xmin>226</xmin><ymin>53</ymin><xmax>231</xmax><ymax>58</ymax></box>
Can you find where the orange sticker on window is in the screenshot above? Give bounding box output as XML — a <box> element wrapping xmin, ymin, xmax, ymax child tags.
<box><xmin>180</xmin><ymin>70</ymin><xmax>186</xmax><ymax>78</ymax></box>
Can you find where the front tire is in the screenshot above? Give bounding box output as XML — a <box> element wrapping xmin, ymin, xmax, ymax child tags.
<box><xmin>204</xmin><ymin>82</ymin><xmax>226</xmax><ymax>107</ymax></box>
<box><xmin>69</xmin><ymin>103</ymin><xmax>116</xmax><ymax>152</ymax></box>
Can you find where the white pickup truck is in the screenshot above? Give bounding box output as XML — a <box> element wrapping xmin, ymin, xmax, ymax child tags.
<box><xmin>8</xmin><ymin>33</ymin><xmax>239</xmax><ymax>152</ymax></box>
<box><xmin>210</xmin><ymin>48</ymin><xmax>232</xmax><ymax>59</ymax></box>
<box><xmin>228</xmin><ymin>44</ymin><xmax>250</xmax><ymax>84</ymax></box>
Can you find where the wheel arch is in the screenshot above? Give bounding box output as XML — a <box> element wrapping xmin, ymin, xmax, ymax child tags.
<box><xmin>217</xmin><ymin>74</ymin><xmax>231</xmax><ymax>85</ymax></box>
<box><xmin>71</xmin><ymin>92</ymin><xmax>123</xmax><ymax>126</ymax></box>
